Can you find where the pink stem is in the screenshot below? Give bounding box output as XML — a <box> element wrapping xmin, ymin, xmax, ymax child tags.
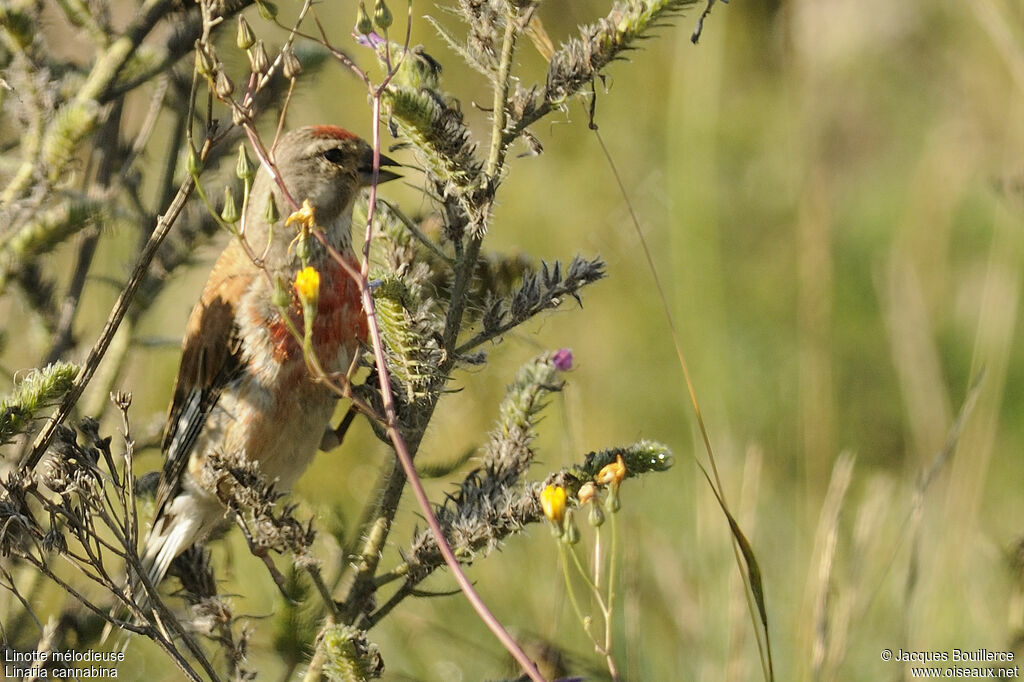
<box><xmin>352</xmin><ymin>93</ymin><xmax>545</xmax><ymax>682</ymax></box>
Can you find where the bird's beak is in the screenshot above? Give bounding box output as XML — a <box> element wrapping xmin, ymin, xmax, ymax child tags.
<box><xmin>359</xmin><ymin>153</ymin><xmax>401</xmax><ymax>186</ymax></box>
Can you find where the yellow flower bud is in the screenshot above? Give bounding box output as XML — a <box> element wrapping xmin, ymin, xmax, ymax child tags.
<box><xmin>294</xmin><ymin>266</ymin><xmax>321</xmax><ymax>307</ymax></box>
<box><xmin>540</xmin><ymin>484</ymin><xmax>566</xmax><ymax>526</ymax></box>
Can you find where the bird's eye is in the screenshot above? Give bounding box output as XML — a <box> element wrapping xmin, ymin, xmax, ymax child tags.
<box><xmin>322</xmin><ymin>148</ymin><xmax>346</xmax><ymax>165</ymax></box>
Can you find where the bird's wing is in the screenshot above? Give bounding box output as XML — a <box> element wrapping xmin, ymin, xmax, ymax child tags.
<box><xmin>155</xmin><ymin>243</ymin><xmax>252</xmax><ymax>519</ymax></box>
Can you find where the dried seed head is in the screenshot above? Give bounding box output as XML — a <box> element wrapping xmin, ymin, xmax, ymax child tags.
<box><xmin>195</xmin><ymin>44</ymin><xmax>216</xmax><ymax>77</ymax></box>
<box><xmin>214</xmin><ymin>71</ymin><xmax>234</xmax><ymax>98</ymax></box>
<box><xmin>282</xmin><ymin>45</ymin><xmax>302</xmax><ymax>79</ymax></box>
<box><xmin>249</xmin><ymin>40</ymin><xmax>270</xmax><ymax>75</ymax></box>
<box><xmin>232</xmin><ymin>104</ymin><xmax>251</xmax><ymax>126</ymax></box>
<box><xmin>42</xmin><ymin>525</ymin><xmax>67</xmax><ymax>554</ymax></box>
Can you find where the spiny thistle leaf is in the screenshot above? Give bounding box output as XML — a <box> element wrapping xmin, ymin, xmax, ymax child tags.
<box><xmin>460</xmin><ymin>255</ymin><xmax>607</xmax><ymax>353</ymax></box>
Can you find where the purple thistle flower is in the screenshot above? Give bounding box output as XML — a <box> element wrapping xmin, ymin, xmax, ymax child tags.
<box><xmin>552</xmin><ymin>348</ymin><xmax>573</xmax><ymax>371</ymax></box>
<box><xmin>354</xmin><ymin>31</ymin><xmax>386</xmax><ymax>49</ymax></box>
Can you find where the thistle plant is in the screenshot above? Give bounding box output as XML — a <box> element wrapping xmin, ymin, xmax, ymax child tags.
<box><xmin>0</xmin><ymin>0</ymin><xmax>705</xmax><ymax>679</ymax></box>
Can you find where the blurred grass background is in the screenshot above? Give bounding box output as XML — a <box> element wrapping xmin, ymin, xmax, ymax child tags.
<box><xmin>7</xmin><ymin>0</ymin><xmax>1024</xmax><ymax>679</ymax></box>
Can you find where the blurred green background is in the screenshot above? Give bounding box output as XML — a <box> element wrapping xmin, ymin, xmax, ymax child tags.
<box><xmin>7</xmin><ymin>0</ymin><xmax>1024</xmax><ymax>679</ymax></box>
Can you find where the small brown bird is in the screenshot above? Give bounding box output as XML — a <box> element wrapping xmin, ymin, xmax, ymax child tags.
<box><xmin>142</xmin><ymin>125</ymin><xmax>398</xmax><ymax>586</ymax></box>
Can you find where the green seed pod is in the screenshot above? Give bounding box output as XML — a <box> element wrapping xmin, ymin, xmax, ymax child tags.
<box><xmin>221</xmin><ymin>186</ymin><xmax>239</xmax><ymax>224</ymax></box>
<box><xmin>373</xmin><ymin>0</ymin><xmax>393</xmax><ymax>30</ymax></box>
<box><xmin>236</xmin><ymin>144</ymin><xmax>254</xmax><ymax>183</ymax></box>
<box><xmin>295</xmin><ymin>233</ymin><xmax>312</xmax><ymax>266</ymax></box>
<box><xmin>255</xmin><ymin>0</ymin><xmax>278</xmax><ymax>20</ymax></box>
<box><xmin>236</xmin><ymin>15</ymin><xmax>256</xmax><ymax>50</ymax></box>
<box><xmin>272</xmin><ymin>276</ymin><xmax>291</xmax><ymax>309</ymax></box>
<box><xmin>264</xmin><ymin>193</ymin><xmax>280</xmax><ymax>225</ymax></box>
<box><xmin>186</xmin><ymin>146</ymin><xmax>202</xmax><ymax>177</ymax></box>
<box><xmin>604</xmin><ymin>484</ymin><xmax>621</xmax><ymax>514</ymax></box>
<box><xmin>563</xmin><ymin>509</ymin><xmax>580</xmax><ymax>545</ymax></box>
<box><xmin>355</xmin><ymin>2</ymin><xmax>373</xmax><ymax>35</ymax></box>
<box><xmin>588</xmin><ymin>501</ymin><xmax>605</xmax><ymax>527</ymax></box>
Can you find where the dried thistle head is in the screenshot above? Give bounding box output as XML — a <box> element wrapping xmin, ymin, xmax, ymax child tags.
<box><xmin>202</xmin><ymin>449</ymin><xmax>318</xmax><ymax>568</ymax></box>
<box><xmin>0</xmin><ymin>468</ymin><xmax>39</xmax><ymax>557</ymax></box>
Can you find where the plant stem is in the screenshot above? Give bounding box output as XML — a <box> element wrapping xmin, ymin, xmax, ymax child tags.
<box><xmin>357</xmin><ymin>91</ymin><xmax>546</xmax><ymax>682</ymax></box>
<box><xmin>441</xmin><ymin>7</ymin><xmax>519</xmax><ymax>353</ymax></box>
<box><xmin>24</xmin><ymin>161</ymin><xmax>203</xmax><ymax>470</ymax></box>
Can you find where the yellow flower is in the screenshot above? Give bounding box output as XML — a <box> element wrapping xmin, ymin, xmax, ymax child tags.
<box><xmin>286</xmin><ymin>198</ymin><xmax>316</xmax><ymax>230</ymax></box>
<box><xmin>293</xmin><ymin>266</ymin><xmax>321</xmax><ymax>306</ymax></box>
<box><xmin>540</xmin><ymin>484</ymin><xmax>566</xmax><ymax>526</ymax></box>
<box><xmin>595</xmin><ymin>454</ymin><xmax>626</xmax><ymax>487</ymax></box>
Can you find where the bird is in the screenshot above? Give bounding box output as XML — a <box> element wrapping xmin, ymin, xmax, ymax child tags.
<box><xmin>140</xmin><ymin>125</ymin><xmax>399</xmax><ymax>593</ymax></box>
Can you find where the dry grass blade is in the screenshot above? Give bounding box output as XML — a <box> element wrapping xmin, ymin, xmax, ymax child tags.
<box><xmin>864</xmin><ymin>369</ymin><xmax>985</xmax><ymax>614</ymax></box>
<box><xmin>807</xmin><ymin>451</ymin><xmax>856</xmax><ymax>681</ymax></box>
